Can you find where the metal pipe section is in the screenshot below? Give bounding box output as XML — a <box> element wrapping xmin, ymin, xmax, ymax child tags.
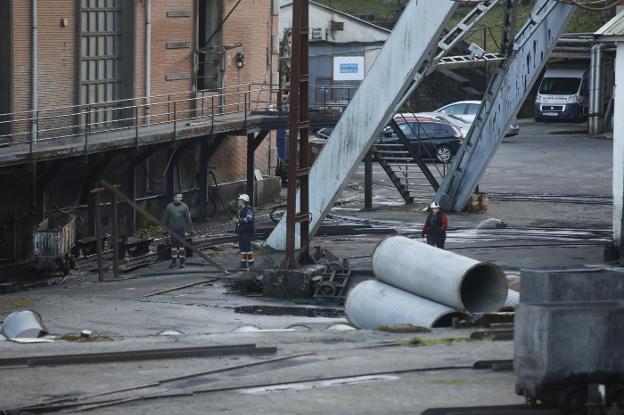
<box><xmin>31</xmin><ymin>0</ymin><xmax>38</xmax><ymax>142</ymax></box>
<box><xmin>589</xmin><ymin>43</ymin><xmax>604</xmax><ymax>135</ymax></box>
<box><xmin>501</xmin><ymin>289</ymin><xmax>519</xmax><ymax>311</ymax></box>
<box><xmin>345</xmin><ymin>280</ymin><xmax>465</xmax><ymax>329</ymax></box>
<box><xmin>372</xmin><ymin>236</ymin><xmax>507</xmax><ymax>313</ymax></box>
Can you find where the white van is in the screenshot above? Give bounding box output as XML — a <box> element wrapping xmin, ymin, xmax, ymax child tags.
<box><xmin>534</xmin><ymin>67</ymin><xmax>589</xmax><ymax>122</ymax></box>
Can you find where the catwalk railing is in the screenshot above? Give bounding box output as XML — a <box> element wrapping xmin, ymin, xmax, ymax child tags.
<box><xmin>0</xmin><ymin>82</ymin><xmax>359</xmax><ymax>160</ymax></box>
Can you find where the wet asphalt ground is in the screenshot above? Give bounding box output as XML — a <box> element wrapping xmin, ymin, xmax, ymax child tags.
<box><xmin>0</xmin><ymin>120</ymin><xmax>619</xmax><ymax>414</ymax></box>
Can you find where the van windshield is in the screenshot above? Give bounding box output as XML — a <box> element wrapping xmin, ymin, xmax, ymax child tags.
<box><xmin>539</xmin><ymin>77</ymin><xmax>581</xmax><ymax>95</ymax></box>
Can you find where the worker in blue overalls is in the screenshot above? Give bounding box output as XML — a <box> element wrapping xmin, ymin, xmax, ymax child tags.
<box><xmin>235</xmin><ymin>194</ymin><xmax>255</xmax><ymax>269</ymax></box>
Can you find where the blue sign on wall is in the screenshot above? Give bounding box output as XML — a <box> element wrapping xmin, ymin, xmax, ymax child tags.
<box><xmin>339</xmin><ymin>63</ymin><xmax>359</xmax><ymax>73</ymax></box>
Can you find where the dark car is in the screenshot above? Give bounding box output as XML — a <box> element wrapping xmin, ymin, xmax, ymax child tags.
<box><xmin>378</xmin><ymin>120</ymin><xmax>463</xmax><ymax>163</ymax></box>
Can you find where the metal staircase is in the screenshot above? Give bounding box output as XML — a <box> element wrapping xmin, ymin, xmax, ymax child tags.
<box><xmin>372</xmin><ymin>141</ymin><xmax>445</xmax><ymax>204</ymax></box>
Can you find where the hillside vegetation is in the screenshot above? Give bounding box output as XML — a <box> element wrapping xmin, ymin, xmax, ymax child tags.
<box><xmin>314</xmin><ymin>0</ymin><xmax>616</xmax><ymax>51</ymax></box>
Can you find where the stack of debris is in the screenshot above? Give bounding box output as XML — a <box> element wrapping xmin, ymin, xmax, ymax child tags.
<box><xmin>345</xmin><ymin>236</ymin><xmax>509</xmax><ymax>329</ymax></box>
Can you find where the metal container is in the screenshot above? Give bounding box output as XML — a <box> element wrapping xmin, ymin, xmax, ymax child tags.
<box><xmin>345</xmin><ymin>280</ymin><xmax>464</xmax><ymax>329</ymax></box>
<box><xmin>372</xmin><ymin>236</ymin><xmax>507</xmax><ymax>313</ymax></box>
<box><xmin>515</xmin><ymin>301</ymin><xmax>624</xmax><ymax>405</ymax></box>
<box><xmin>33</xmin><ymin>214</ymin><xmax>76</xmax><ymax>257</ymax></box>
<box><xmin>2</xmin><ymin>310</ymin><xmax>49</xmax><ymax>339</ymax></box>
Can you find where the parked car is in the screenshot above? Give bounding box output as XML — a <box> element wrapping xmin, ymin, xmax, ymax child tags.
<box><xmin>380</xmin><ymin>118</ymin><xmax>463</xmax><ymax>163</ymax></box>
<box><xmin>398</xmin><ymin>112</ymin><xmax>472</xmax><ymax>137</ymax></box>
<box><xmin>435</xmin><ymin>100</ymin><xmax>520</xmax><ymax>136</ymax></box>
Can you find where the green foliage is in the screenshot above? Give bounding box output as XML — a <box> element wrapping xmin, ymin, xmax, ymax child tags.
<box><xmin>314</xmin><ymin>2</ymin><xmax>616</xmax><ymax>53</ymax></box>
<box><xmin>136</xmin><ymin>224</ymin><xmax>161</xmax><ymax>237</ymax></box>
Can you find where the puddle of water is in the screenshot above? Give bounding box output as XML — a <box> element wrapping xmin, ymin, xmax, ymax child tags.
<box><xmin>234</xmin><ymin>305</ymin><xmax>344</xmax><ymax>318</ymax></box>
<box><xmin>240</xmin><ymin>374</ymin><xmax>400</xmax><ymax>394</ymax></box>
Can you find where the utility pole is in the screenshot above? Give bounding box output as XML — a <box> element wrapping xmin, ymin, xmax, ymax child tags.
<box><xmin>282</xmin><ymin>0</ymin><xmax>312</xmax><ymax>268</ymax></box>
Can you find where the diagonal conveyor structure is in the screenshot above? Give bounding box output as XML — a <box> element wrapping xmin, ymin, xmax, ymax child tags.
<box><xmin>267</xmin><ymin>0</ymin><xmax>459</xmax><ymax>250</ymax></box>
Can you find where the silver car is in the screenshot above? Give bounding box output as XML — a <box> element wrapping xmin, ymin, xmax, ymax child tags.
<box><xmin>435</xmin><ymin>100</ymin><xmax>520</xmax><ymax>137</ymax></box>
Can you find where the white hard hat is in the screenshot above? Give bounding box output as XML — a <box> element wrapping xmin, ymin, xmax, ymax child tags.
<box><xmin>430</xmin><ymin>201</ymin><xmax>440</xmax><ymax>209</ymax></box>
<box><xmin>238</xmin><ymin>194</ymin><xmax>250</xmax><ymax>203</ymax></box>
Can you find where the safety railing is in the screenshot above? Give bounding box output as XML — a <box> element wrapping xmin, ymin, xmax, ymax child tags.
<box><xmin>0</xmin><ymin>82</ymin><xmax>280</xmax><ymax>158</ymax></box>
<box><xmin>0</xmin><ymin>81</ymin><xmax>360</xmax><ymax>160</ymax></box>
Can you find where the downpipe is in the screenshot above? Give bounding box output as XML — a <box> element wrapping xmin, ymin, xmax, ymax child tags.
<box><xmin>372</xmin><ymin>236</ymin><xmax>507</xmax><ymax>313</ymax></box>
<box><xmin>589</xmin><ymin>43</ymin><xmax>603</xmax><ymax>135</ymax></box>
<box><xmin>345</xmin><ymin>280</ymin><xmax>465</xmax><ymax>329</ymax></box>
<box><xmin>31</xmin><ymin>0</ymin><xmax>38</xmax><ymax>142</ymax></box>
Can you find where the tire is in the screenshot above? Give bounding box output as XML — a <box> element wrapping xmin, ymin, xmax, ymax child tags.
<box><xmin>558</xmin><ymin>386</ymin><xmax>588</xmax><ymax>415</ymax></box>
<box><xmin>436</xmin><ymin>145</ymin><xmax>452</xmax><ymax>163</ymax></box>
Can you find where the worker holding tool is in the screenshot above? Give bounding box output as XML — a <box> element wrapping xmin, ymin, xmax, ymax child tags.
<box><xmin>234</xmin><ymin>194</ymin><xmax>255</xmax><ymax>270</ymax></box>
<box><xmin>163</xmin><ymin>193</ymin><xmax>193</xmax><ymax>268</ymax></box>
<box><xmin>421</xmin><ymin>201</ymin><xmax>447</xmax><ymax>249</ymax></box>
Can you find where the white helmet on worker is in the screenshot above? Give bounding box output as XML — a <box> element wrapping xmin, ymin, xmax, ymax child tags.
<box><xmin>430</xmin><ymin>201</ymin><xmax>440</xmax><ymax>209</ymax></box>
<box><xmin>238</xmin><ymin>194</ymin><xmax>250</xmax><ymax>203</ymax></box>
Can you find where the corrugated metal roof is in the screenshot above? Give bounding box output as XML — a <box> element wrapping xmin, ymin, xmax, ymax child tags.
<box><xmin>595</xmin><ymin>10</ymin><xmax>624</xmax><ymax>37</ymax></box>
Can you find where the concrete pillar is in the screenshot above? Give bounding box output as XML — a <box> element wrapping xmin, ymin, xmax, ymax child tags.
<box><xmin>613</xmin><ymin>42</ymin><xmax>624</xmax><ymax>259</ymax></box>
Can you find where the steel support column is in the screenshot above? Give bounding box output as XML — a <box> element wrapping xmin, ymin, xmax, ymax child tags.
<box><xmin>246</xmin><ymin>132</ymin><xmax>255</xmax><ymax>205</ymax></box>
<box><xmin>613</xmin><ymin>42</ymin><xmax>624</xmax><ymax>262</ymax></box>
<box><xmin>83</xmin><ymin>153</ymin><xmax>116</xmax><ymax>235</ymax></box>
<box><xmin>199</xmin><ymin>140</ymin><xmax>210</xmax><ymax>219</ymax></box>
<box><xmin>33</xmin><ymin>160</ymin><xmax>64</xmax><ymax>221</ymax></box>
<box><xmin>126</xmin><ymin>145</ymin><xmax>162</xmax><ymax>234</ymax></box>
<box><xmin>364</xmin><ymin>151</ymin><xmax>373</xmax><ymax>211</ymax></box>
<box><xmin>126</xmin><ymin>154</ymin><xmax>137</xmax><ymax>233</ymax></box>
<box><xmin>282</xmin><ymin>0</ymin><xmax>312</xmax><ymax>267</ymax></box>
<box><xmin>437</xmin><ymin>0</ymin><xmax>575</xmax><ymax>211</ymax></box>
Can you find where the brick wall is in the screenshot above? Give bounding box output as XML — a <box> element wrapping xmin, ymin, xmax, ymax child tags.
<box><xmin>150</xmin><ymin>0</ymin><xmax>194</xmax><ymax>98</ymax></box>
<box><xmin>37</xmin><ymin>1</ymin><xmax>77</xmax><ymax>140</ymax></box>
<box><xmin>10</xmin><ymin>1</ymin><xmax>32</xmax><ymax>142</ymax></box>
<box><xmin>37</xmin><ymin>1</ymin><xmax>76</xmax><ymax>111</ymax></box>
<box><xmin>0</xmin><ymin>2</ymin><xmax>10</xmax><ymax>137</ymax></box>
<box><xmin>217</xmin><ymin>0</ymin><xmax>278</xmax><ymax>184</ymax></box>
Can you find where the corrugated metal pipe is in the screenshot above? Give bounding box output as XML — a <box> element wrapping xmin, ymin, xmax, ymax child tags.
<box><xmin>345</xmin><ymin>280</ymin><xmax>465</xmax><ymax>329</ymax></box>
<box><xmin>372</xmin><ymin>236</ymin><xmax>507</xmax><ymax>313</ymax></box>
<box><xmin>589</xmin><ymin>43</ymin><xmax>603</xmax><ymax>135</ymax></box>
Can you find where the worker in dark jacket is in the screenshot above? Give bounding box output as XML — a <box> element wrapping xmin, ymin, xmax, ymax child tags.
<box><xmin>235</xmin><ymin>194</ymin><xmax>254</xmax><ymax>269</ymax></box>
<box><xmin>163</xmin><ymin>193</ymin><xmax>193</xmax><ymax>268</ymax></box>
<box><xmin>421</xmin><ymin>201</ymin><xmax>448</xmax><ymax>249</ymax></box>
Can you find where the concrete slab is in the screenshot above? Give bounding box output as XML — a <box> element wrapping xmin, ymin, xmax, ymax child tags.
<box><xmin>520</xmin><ymin>268</ymin><xmax>624</xmax><ymax>303</ymax></box>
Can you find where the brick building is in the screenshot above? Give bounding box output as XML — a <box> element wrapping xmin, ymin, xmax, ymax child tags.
<box><xmin>0</xmin><ymin>0</ymin><xmax>281</xmax><ymax>262</ymax></box>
